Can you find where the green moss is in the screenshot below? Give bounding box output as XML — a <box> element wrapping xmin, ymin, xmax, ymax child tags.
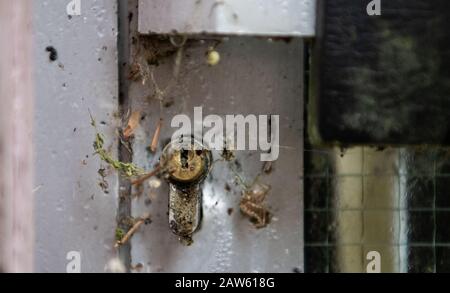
<box><xmin>115</xmin><ymin>227</ymin><xmax>125</xmax><ymax>241</ymax></box>
<box><xmin>90</xmin><ymin>114</ymin><xmax>145</xmax><ymax>178</ymax></box>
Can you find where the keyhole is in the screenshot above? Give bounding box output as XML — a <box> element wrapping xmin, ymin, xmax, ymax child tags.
<box><xmin>180</xmin><ymin>149</ymin><xmax>189</xmax><ymax>169</ymax></box>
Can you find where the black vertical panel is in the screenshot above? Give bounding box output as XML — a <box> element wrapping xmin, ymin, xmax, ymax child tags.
<box><xmin>313</xmin><ymin>0</ymin><xmax>450</xmax><ymax>144</ymax></box>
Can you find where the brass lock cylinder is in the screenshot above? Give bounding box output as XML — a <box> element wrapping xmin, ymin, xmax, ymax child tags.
<box><xmin>160</xmin><ymin>137</ymin><xmax>212</xmax><ymax>244</ymax></box>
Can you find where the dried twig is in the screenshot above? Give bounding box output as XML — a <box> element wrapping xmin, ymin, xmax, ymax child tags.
<box><xmin>150</xmin><ymin>119</ymin><xmax>163</xmax><ymax>153</ymax></box>
<box><xmin>131</xmin><ymin>165</ymin><xmax>161</xmax><ymax>186</ymax></box>
<box><xmin>115</xmin><ymin>215</ymin><xmax>151</xmax><ymax>248</ymax></box>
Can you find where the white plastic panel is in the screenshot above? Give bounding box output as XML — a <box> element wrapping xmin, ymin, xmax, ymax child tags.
<box><xmin>138</xmin><ymin>0</ymin><xmax>316</xmax><ymax>37</ymax></box>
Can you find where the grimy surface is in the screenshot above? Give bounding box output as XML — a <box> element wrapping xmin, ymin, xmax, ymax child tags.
<box><xmin>313</xmin><ymin>0</ymin><xmax>450</xmax><ymax>145</ymax></box>
<box><xmin>129</xmin><ymin>37</ymin><xmax>304</xmax><ymax>273</ymax></box>
<box><xmin>127</xmin><ymin>31</ymin><xmax>304</xmax><ymax>272</ymax></box>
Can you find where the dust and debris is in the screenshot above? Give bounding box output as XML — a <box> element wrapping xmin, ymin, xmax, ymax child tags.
<box><xmin>119</xmin><ymin>134</ymin><xmax>133</xmax><ymax>156</ymax></box>
<box><xmin>98</xmin><ymin>167</ymin><xmax>109</xmax><ymax>194</ymax></box>
<box><xmin>224</xmin><ymin>183</ymin><xmax>231</xmax><ymax>192</ymax></box>
<box><xmin>227</xmin><ymin>208</ymin><xmax>234</xmax><ymax>216</ymax></box>
<box><xmin>239</xmin><ymin>183</ymin><xmax>271</xmax><ymax>229</ymax></box>
<box><xmin>213</xmin><ymin>137</ymin><xmax>276</xmax><ymax>229</ymax></box>
<box><xmin>119</xmin><ymin>216</ymin><xmax>136</xmax><ymax>229</ymax></box>
<box><xmin>179</xmin><ymin>235</ymin><xmax>194</xmax><ymax>246</ymax></box>
<box><xmin>262</xmin><ymin>161</ymin><xmax>273</xmax><ymax>174</ymax></box>
<box><xmin>132</xmin><ymin>181</ymin><xmax>144</xmax><ymax>198</ymax></box>
<box><xmin>45</xmin><ymin>46</ymin><xmax>58</xmax><ymax>62</ymax></box>
<box><xmin>163</xmin><ymin>99</ymin><xmax>175</xmax><ymax>108</ymax></box>
<box><xmin>131</xmin><ymin>263</ymin><xmax>144</xmax><ymax>273</ymax></box>
<box><xmin>128</xmin><ymin>36</ymin><xmax>181</xmax><ymax>83</ymax></box>
<box><xmin>128</xmin><ymin>35</ymin><xmax>193</xmax><ymax>118</ymax></box>
<box><xmin>98</xmin><ymin>167</ymin><xmax>107</xmax><ymax>178</ymax></box>
<box><xmin>128</xmin><ymin>63</ymin><xmax>143</xmax><ymax>81</ymax></box>
<box><xmin>234</xmin><ymin>159</ymin><xmax>242</xmax><ymax>172</ymax></box>
<box><xmin>267</xmin><ymin>37</ymin><xmax>294</xmax><ymax>44</ymax></box>
<box><xmin>221</xmin><ymin>147</ymin><xmax>235</xmax><ymax>162</ymax></box>
<box><xmin>160</xmin><ymin>137</ymin><xmax>172</xmax><ymax>150</ymax></box>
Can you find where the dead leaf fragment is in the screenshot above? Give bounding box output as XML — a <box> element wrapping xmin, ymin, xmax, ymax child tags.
<box><xmin>123</xmin><ymin>111</ymin><xmax>141</xmax><ymax>139</ymax></box>
<box><xmin>150</xmin><ymin>119</ymin><xmax>163</xmax><ymax>153</ymax></box>
<box><xmin>240</xmin><ymin>183</ymin><xmax>271</xmax><ymax>229</ymax></box>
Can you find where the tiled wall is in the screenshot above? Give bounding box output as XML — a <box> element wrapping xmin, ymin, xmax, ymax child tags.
<box><xmin>304</xmin><ymin>146</ymin><xmax>450</xmax><ymax>273</ymax></box>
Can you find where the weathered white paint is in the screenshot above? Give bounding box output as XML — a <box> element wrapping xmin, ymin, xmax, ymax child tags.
<box><xmin>33</xmin><ymin>0</ymin><xmax>119</xmax><ymax>273</ymax></box>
